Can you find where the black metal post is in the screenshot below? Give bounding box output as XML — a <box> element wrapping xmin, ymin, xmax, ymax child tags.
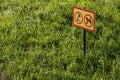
<box><xmin>83</xmin><ymin>29</ymin><xmax>86</xmax><ymax>55</ymax></box>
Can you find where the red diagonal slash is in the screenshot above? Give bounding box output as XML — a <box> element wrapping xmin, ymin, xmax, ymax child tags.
<box><xmin>84</xmin><ymin>14</ymin><xmax>93</xmax><ymax>28</ymax></box>
<box><xmin>86</xmin><ymin>17</ymin><xmax>92</xmax><ymax>24</ymax></box>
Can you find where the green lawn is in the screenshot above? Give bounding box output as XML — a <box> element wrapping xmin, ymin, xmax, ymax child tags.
<box><xmin>0</xmin><ymin>0</ymin><xmax>120</xmax><ymax>80</ymax></box>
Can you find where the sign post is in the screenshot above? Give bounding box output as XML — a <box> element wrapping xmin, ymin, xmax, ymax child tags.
<box><xmin>72</xmin><ymin>6</ymin><xmax>96</xmax><ymax>55</ymax></box>
<box><xmin>83</xmin><ymin>29</ymin><xmax>86</xmax><ymax>55</ymax></box>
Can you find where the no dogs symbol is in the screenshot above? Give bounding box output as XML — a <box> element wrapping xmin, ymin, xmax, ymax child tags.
<box><xmin>84</xmin><ymin>14</ymin><xmax>93</xmax><ymax>28</ymax></box>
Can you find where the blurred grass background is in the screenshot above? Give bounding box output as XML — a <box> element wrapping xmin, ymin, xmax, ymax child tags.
<box><xmin>0</xmin><ymin>0</ymin><xmax>120</xmax><ymax>80</ymax></box>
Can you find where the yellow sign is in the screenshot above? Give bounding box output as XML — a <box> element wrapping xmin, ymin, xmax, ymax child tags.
<box><xmin>72</xmin><ymin>6</ymin><xmax>96</xmax><ymax>32</ymax></box>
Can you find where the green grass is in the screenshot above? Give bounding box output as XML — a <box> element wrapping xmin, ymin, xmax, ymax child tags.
<box><xmin>0</xmin><ymin>0</ymin><xmax>120</xmax><ymax>80</ymax></box>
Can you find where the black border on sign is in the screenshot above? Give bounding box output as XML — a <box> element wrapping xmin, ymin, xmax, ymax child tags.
<box><xmin>72</xmin><ymin>6</ymin><xmax>96</xmax><ymax>33</ymax></box>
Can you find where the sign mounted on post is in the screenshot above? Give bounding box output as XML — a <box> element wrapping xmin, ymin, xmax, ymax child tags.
<box><xmin>72</xmin><ymin>6</ymin><xmax>96</xmax><ymax>32</ymax></box>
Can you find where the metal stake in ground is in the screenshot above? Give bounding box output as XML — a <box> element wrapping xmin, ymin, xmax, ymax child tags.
<box><xmin>83</xmin><ymin>29</ymin><xmax>86</xmax><ymax>55</ymax></box>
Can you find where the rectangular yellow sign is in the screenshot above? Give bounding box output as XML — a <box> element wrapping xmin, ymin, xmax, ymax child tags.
<box><xmin>72</xmin><ymin>6</ymin><xmax>96</xmax><ymax>32</ymax></box>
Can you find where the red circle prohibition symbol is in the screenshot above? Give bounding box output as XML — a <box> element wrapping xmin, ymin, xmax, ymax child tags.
<box><xmin>84</xmin><ymin>14</ymin><xmax>93</xmax><ymax>28</ymax></box>
<box><xmin>75</xmin><ymin>12</ymin><xmax>83</xmax><ymax>24</ymax></box>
